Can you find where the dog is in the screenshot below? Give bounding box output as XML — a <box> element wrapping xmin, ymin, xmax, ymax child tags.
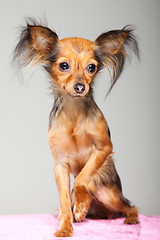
<box><xmin>14</xmin><ymin>20</ymin><xmax>139</xmax><ymax>237</ymax></box>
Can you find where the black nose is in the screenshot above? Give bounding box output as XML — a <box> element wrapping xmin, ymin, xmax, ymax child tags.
<box><xmin>74</xmin><ymin>83</ymin><xmax>85</xmax><ymax>94</ymax></box>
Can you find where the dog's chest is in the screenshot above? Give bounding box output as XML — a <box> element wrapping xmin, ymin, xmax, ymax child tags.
<box><xmin>49</xmin><ymin>113</ymin><xmax>95</xmax><ymax>174</ymax></box>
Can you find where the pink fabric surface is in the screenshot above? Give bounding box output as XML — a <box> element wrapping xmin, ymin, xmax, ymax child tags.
<box><xmin>0</xmin><ymin>214</ymin><xmax>160</xmax><ymax>240</ymax></box>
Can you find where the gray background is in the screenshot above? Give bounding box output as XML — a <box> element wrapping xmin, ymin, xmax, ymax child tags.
<box><xmin>0</xmin><ymin>0</ymin><xmax>160</xmax><ymax>216</ymax></box>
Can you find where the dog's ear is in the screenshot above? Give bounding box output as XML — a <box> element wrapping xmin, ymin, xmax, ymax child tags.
<box><xmin>94</xmin><ymin>26</ymin><xmax>139</xmax><ymax>93</ymax></box>
<box><xmin>14</xmin><ymin>21</ymin><xmax>59</xmax><ymax>67</ymax></box>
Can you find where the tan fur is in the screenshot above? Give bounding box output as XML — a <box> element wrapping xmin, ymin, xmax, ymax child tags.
<box><xmin>14</xmin><ymin>22</ymin><xmax>139</xmax><ymax>237</ymax></box>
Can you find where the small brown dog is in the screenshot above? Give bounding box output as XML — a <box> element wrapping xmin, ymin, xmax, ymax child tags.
<box><xmin>14</xmin><ymin>20</ymin><xmax>139</xmax><ymax>237</ymax></box>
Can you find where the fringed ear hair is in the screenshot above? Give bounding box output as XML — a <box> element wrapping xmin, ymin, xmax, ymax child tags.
<box><xmin>94</xmin><ymin>25</ymin><xmax>139</xmax><ymax>94</ymax></box>
<box><xmin>13</xmin><ymin>19</ymin><xmax>59</xmax><ymax>69</ymax></box>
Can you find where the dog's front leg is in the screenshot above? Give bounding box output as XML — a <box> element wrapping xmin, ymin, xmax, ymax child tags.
<box><xmin>54</xmin><ymin>161</ymin><xmax>73</xmax><ymax>237</ymax></box>
<box><xmin>73</xmin><ymin>144</ymin><xmax>112</xmax><ymax>222</ymax></box>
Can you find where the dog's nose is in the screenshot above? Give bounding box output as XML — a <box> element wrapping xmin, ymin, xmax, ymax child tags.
<box><xmin>74</xmin><ymin>83</ymin><xmax>85</xmax><ymax>94</ymax></box>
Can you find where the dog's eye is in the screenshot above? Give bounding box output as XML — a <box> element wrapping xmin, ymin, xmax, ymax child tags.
<box><xmin>87</xmin><ymin>64</ymin><xmax>96</xmax><ymax>73</ymax></box>
<box><xmin>59</xmin><ymin>62</ymin><xmax>70</xmax><ymax>71</ymax></box>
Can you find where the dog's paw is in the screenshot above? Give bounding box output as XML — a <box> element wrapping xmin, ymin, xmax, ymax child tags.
<box><xmin>54</xmin><ymin>219</ymin><xmax>73</xmax><ymax>237</ymax></box>
<box><xmin>124</xmin><ymin>206</ymin><xmax>139</xmax><ymax>224</ymax></box>
<box><xmin>72</xmin><ymin>189</ymin><xmax>91</xmax><ymax>222</ymax></box>
<box><xmin>54</xmin><ymin>224</ymin><xmax>73</xmax><ymax>237</ymax></box>
<box><xmin>124</xmin><ymin>216</ymin><xmax>139</xmax><ymax>224</ymax></box>
<box><xmin>73</xmin><ymin>201</ymin><xmax>89</xmax><ymax>222</ymax></box>
<box><xmin>54</xmin><ymin>229</ymin><xmax>73</xmax><ymax>237</ymax></box>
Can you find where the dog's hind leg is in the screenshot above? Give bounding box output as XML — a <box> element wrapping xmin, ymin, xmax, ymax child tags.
<box><xmin>73</xmin><ymin>156</ymin><xmax>138</xmax><ymax>224</ymax></box>
<box><xmin>94</xmin><ymin>185</ymin><xmax>139</xmax><ymax>224</ymax></box>
<box><xmin>91</xmin><ymin>157</ymin><xmax>139</xmax><ymax>224</ymax></box>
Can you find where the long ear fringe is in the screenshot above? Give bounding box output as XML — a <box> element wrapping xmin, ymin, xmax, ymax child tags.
<box><xmin>13</xmin><ymin>18</ymin><xmax>58</xmax><ymax>70</ymax></box>
<box><xmin>95</xmin><ymin>25</ymin><xmax>139</xmax><ymax>95</ymax></box>
<box><xmin>13</xmin><ymin>19</ymin><xmax>39</xmax><ymax>68</ymax></box>
<box><xmin>122</xmin><ymin>25</ymin><xmax>139</xmax><ymax>58</ymax></box>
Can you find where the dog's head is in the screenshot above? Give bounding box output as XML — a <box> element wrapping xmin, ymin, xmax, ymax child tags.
<box><xmin>14</xmin><ymin>20</ymin><xmax>139</xmax><ymax>97</ymax></box>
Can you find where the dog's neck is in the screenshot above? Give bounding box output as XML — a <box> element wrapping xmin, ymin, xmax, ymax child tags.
<box><xmin>49</xmin><ymin>86</ymin><xmax>99</xmax><ymax>127</ymax></box>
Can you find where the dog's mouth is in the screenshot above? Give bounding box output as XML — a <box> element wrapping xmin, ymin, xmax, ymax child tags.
<box><xmin>65</xmin><ymin>90</ymin><xmax>82</xmax><ymax>98</ymax></box>
<box><xmin>63</xmin><ymin>84</ymin><xmax>86</xmax><ymax>98</ymax></box>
